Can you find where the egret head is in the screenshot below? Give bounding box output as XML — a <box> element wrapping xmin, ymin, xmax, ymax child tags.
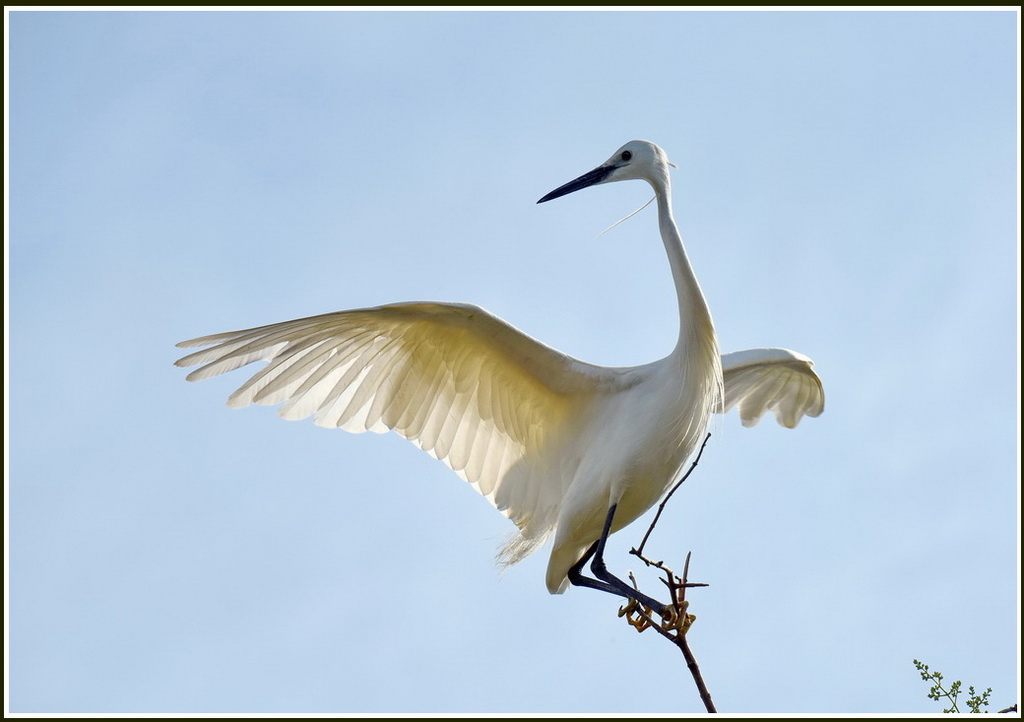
<box><xmin>537</xmin><ymin>140</ymin><xmax>672</xmax><ymax>204</ymax></box>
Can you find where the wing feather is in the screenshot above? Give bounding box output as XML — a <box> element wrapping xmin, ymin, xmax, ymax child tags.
<box><xmin>720</xmin><ymin>348</ymin><xmax>825</xmax><ymax>428</ymax></box>
<box><xmin>176</xmin><ymin>302</ymin><xmax>604</xmax><ymax>556</ymax></box>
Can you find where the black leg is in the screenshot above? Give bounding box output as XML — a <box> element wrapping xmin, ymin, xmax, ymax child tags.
<box><xmin>566</xmin><ymin>504</ymin><xmax>667</xmax><ymax>616</ymax></box>
<box><xmin>567</xmin><ymin>540</ymin><xmax>619</xmax><ymax>595</ymax></box>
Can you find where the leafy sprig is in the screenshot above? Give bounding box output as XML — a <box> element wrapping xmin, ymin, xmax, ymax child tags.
<box><xmin>913</xmin><ymin>659</ymin><xmax>992</xmax><ymax>713</ymax></box>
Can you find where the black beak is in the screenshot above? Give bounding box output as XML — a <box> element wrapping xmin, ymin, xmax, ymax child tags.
<box><xmin>537</xmin><ymin>164</ymin><xmax>616</xmax><ymax>203</ymax></box>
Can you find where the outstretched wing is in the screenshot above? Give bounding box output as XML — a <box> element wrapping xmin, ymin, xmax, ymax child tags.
<box><xmin>720</xmin><ymin>348</ymin><xmax>824</xmax><ymax>428</ymax></box>
<box><xmin>175</xmin><ymin>302</ymin><xmax>603</xmax><ymax>559</ymax></box>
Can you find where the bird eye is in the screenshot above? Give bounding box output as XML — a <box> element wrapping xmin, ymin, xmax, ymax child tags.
<box><xmin>621</xmin><ymin>151</ymin><xmax>632</xmax><ymax>161</ymax></box>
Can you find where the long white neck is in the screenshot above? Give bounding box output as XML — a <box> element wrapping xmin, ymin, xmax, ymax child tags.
<box><xmin>653</xmin><ymin>178</ymin><xmax>723</xmax><ymax>415</ymax></box>
<box><xmin>652</xmin><ymin>182</ymin><xmax>716</xmax><ymax>357</ymax></box>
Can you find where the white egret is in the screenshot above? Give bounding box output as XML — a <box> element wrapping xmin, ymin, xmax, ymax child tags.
<box><xmin>175</xmin><ymin>140</ymin><xmax>824</xmax><ymax>615</ymax></box>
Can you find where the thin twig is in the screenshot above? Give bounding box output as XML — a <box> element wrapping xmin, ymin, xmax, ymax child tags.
<box><xmin>633</xmin><ymin>432</ymin><xmax>712</xmax><ymax>558</ymax></box>
<box><xmin>674</xmin><ymin>553</ymin><xmax>715</xmax><ymax>713</ymax></box>
<box><xmin>677</xmin><ymin>634</ymin><xmax>717</xmax><ymax>713</ymax></box>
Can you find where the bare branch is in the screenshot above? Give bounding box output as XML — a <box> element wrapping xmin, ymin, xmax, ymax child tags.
<box><xmin>608</xmin><ymin>432</ymin><xmax>717</xmax><ymax>711</ymax></box>
<box><xmin>617</xmin><ymin>552</ymin><xmax>716</xmax><ymax>712</ymax></box>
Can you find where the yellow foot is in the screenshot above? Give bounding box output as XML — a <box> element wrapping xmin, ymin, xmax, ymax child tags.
<box><xmin>617</xmin><ymin>598</ymin><xmax>654</xmax><ymax>632</ymax></box>
<box><xmin>660</xmin><ymin>600</ymin><xmax>696</xmax><ymax>635</ymax></box>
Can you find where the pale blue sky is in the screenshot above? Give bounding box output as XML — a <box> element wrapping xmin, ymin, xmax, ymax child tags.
<box><xmin>7</xmin><ymin>9</ymin><xmax>1019</xmax><ymax>714</ymax></box>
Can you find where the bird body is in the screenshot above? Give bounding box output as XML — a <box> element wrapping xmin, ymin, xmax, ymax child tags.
<box><xmin>176</xmin><ymin>140</ymin><xmax>823</xmax><ymax>604</ymax></box>
<box><xmin>542</xmin><ymin>350</ymin><xmax>718</xmax><ymax>593</ymax></box>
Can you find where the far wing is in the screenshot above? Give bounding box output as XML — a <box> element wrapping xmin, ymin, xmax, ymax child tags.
<box><xmin>175</xmin><ymin>302</ymin><xmax>604</xmax><ymax>559</ymax></box>
<box><xmin>719</xmin><ymin>348</ymin><xmax>825</xmax><ymax>428</ymax></box>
